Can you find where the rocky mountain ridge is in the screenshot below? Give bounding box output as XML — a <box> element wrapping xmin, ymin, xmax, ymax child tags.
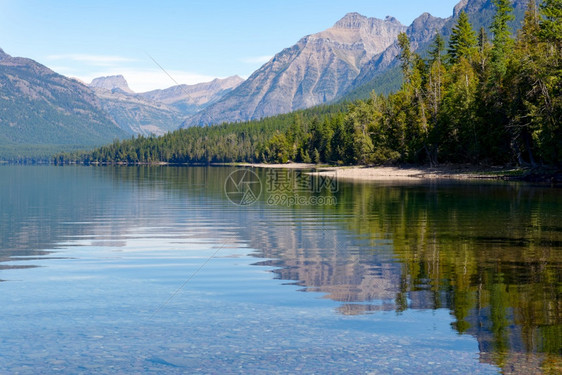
<box><xmin>183</xmin><ymin>0</ymin><xmax>529</xmax><ymax>127</ymax></box>
<box><xmin>185</xmin><ymin>12</ymin><xmax>408</xmax><ymax>126</ymax></box>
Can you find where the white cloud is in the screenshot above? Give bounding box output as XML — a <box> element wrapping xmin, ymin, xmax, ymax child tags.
<box><xmin>46</xmin><ymin>54</ymin><xmax>138</xmax><ymax>67</ymax></box>
<box><xmin>239</xmin><ymin>55</ymin><xmax>273</xmax><ymax>64</ymax></box>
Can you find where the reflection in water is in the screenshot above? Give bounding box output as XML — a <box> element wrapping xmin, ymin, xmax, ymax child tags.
<box><xmin>0</xmin><ymin>165</ymin><xmax>560</xmax><ymax>373</ymax></box>
<box><xmin>249</xmin><ymin>177</ymin><xmax>562</xmax><ymax>372</ymax></box>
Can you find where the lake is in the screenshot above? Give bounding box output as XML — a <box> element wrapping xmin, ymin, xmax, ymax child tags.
<box><xmin>0</xmin><ymin>165</ymin><xmax>560</xmax><ymax>374</ymax></box>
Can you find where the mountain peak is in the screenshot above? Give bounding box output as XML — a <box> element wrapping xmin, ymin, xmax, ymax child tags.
<box><xmin>453</xmin><ymin>0</ymin><xmax>470</xmax><ymax>18</ymax></box>
<box><xmin>411</xmin><ymin>12</ymin><xmax>443</xmax><ymax>29</ymax></box>
<box><xmin>90</xmin><ymin>75</ymin><xmax>133</xmax><ymax>94</ymax></box>
<box><xmin>334</xmin><ymin>12</ymin><xmax>403</xmax><ymax>30</ymax></box>
<box><xmin>334</xmin><ymin>12</ymin><xmax>369</xmax><ymax>29</ymax></box>
<box><xmin>385</xmin><ymin>16</ymin><xmax>400</xmax><ymax>24</ymax></box>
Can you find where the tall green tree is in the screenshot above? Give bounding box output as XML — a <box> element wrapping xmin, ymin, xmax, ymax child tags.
<box><xmin>428</xmin><ymin>34</ymin><xmax>446</xmax><ymax>115</ymax></box>
<box><xmin>426</xmin><ymin>33</ymin><xmax>447</xmax><ymax>164</ymax></box>
<box><xmin>429</xmin><ymin>32</ymin><xmax>445</xmax><ymax>65</ymax></box>
<box><xmin>536</xmin><ymin>0</ymin><xmax>562</xmax><ymax>163</ymax></box>
<box><xmin>398</xmin><ymin>32</ymin><xmax>412</xmax><ymax>84</ymax></box>
<box><xmin>343</xmin><ymin>101</ymin><xmax>375</xmax><ymax>164</ymax></box>
<box><xmin>539</xmin><ymin>0</ymin><xmax>562</xmax><ymax>46</ymax></box>
<box><xmin>447</xmin><ymin>12</ymin><xmax>477</xmax><ymax>64</ymax></box>
<box><xmin>505</xmin><ymin>0</ymin><xmax>542</xmax><ymax>166</ymax></box>
<box><xmin>490</xmin><ymin>0</ymin><xmax>515</xmax><ymax>79</ymax></box>
<box><xmin>476</xmin><ymin>27</ymin><xmax>491</xmax><ymax>74</ymax></box>
<box><xmin>474</xmin><ymin>0</ymin><xmax>516</xmax><ymax>164</ymax></box>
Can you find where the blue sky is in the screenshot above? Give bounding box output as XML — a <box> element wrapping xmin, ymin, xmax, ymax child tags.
<box><xmin>0</xmin><ymin>0</ymin><xmax>460</xmax><ymax>92</ymax></box>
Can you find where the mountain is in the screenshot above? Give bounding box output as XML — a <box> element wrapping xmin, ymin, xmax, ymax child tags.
<box><xmin>452</xmin><ymin>0</ymin><xmax>527</xmax><ymax>31</ymax></box>
<box><xmin>184</xmin><ymin>0</ymin><xmax>529</xmax><ymax>127</ymax></box>
<box><xmin>90</xmin><ymin>74</ymin><xmax>133</xmax><ymax>94</ymax></box>
<box><xmin>139</xmin><ymin>76</ymin><xmax>244</xmax><ymax>114</ymax></box>
<box><xmin>87</xmin><ymin>75</ymin><xmax>244</xmax><ymax>135</ymax></box>
<box><xmin>90</xmin><ymin>85</ymin><xmax>183</xmax><ymax>136</ymax></box>
<box><xmin>185</xmin><ymin>13</ymin><xmax>407</xmax><ymax>126</ymax></box>
<box><xmin>0</xmin><ymin>48</ymin><xmax>127</xmax><ymax>159</ymax></box>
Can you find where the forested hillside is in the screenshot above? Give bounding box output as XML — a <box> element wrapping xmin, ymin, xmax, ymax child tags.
<box><xmin>56</xmin><ymin>0</ymin><xmax>561</xmax><ymax>167</ymax></box>
<box><xmin>54</xmin><ymin>104</ymin><xmax>347</xmax><ymax>164</ymax></box>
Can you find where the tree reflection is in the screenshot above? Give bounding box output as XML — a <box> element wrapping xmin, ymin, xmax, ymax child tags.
<box><xmin>254</xmin><ymin>177</ymin><xmax>562</xmax><ymax>372</ymax></box>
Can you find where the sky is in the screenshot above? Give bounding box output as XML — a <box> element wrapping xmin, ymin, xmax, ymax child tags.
<box><xmin>0</xmin><ymin>0</ymin><xmax>460</xmax><ymax>92</ymax></box>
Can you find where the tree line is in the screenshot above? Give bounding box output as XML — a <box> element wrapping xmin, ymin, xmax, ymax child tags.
<box><xmin>55</xmin><ymin>0</ymin><xmax>561</xmax><ymax>166</ymax></box>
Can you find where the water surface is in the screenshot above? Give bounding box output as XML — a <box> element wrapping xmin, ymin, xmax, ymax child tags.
<box><xmin>0</xmin><ymin>166</ymin><xmax>560</xmax><ymax>374</ymax></box>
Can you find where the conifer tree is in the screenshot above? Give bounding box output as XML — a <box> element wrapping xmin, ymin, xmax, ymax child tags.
<box><xmin>490</xmin><ymin>0</ymin><xmax>515</xmax><ymax>78</ymax></box>
<box><xmin>539</xmin><ymin>0</ymin><xmax>562</xmax><ymax>47</ymax></box>
<box><xmin>447</xmin><ymin>12</ymin><xmax>477</xmax><ymax>64</ymax></box>
<box><xmin>398</xmin><ymin>32</ymin><xmax>412</xmax><ymax>84</ymax></box>
<box><xmin>429</xmin><ymin>32</ymin><xmax>445</xmax><ymax>65</ymax></box>
<box><xmin>536</xmin><ymin>0</ymin><xmax>562</xmax><ymax>163</ymax></box>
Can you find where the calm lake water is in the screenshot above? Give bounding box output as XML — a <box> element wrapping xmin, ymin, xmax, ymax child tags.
<box><xmin>0</xmin><ymin>165</ymin><xmax>560</xmax><ymax>374</ymax></box>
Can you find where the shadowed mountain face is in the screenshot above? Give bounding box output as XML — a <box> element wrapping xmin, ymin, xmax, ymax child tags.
<box><xmin>0</xmin><ymin>49</ymin><xmax>127</xmax><ymax>151</ymax></box>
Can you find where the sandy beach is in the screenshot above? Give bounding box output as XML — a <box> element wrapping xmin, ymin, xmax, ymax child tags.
<box><xmin>235</xmin><ymin>163</ymin><xmax>521</xmax><ymax>181</ymax></box>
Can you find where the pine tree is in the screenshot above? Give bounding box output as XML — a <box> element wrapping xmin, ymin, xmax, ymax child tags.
<box><xmin>490</xmin><ymin>0</ymin><xmax>515</xmax><ymax>79</ymax></box>
<box><xmin>429</xmin><ymin>32</ymin><xmax>445</xmax><ymax>65</ymax></box>
<box><xmin>427</xmin><ymin>34</ymin><xmax>447</xmax><ymax>164</ymax></box>
<box><xmin>398</xmin><ymin>32</ymin><xmax>412</xmax><ymax>84</ymax></box>
<box><xmin>507</xmin><ymin>0</ymin><xmax>541</xmax><ymax>166</ymax></box>
<box><xmin>428</xmin><ymin>33</ymin><xmax>446</xmax><ymax>112</ymax></box>
<box><xmin>447</xmin><ymin>12</ymin><xmax>477</xmax><ymax>64</ymax></box>
<box><xmin>539</xmin><ymin>0</ymin><xmax>562</xmax><ymax>46</ymax></box>
<box><xmin>478</xmin><ymin>27</ymin><xmax>489</xmax><ymax>52</ymax></box>
<box><xmin>312</xmin><ymin>148</ymin><xmax>320</xmax><ymax>164</ymax></box>
<box><xmin>476</xmin><ymin>27</ymin><xmax>491</xmax><ymax>76</ymax></box>
<box><xmin>536</xmin><ymin>0</ymin><xmax>562</xmax><ymax>163</ymax></box>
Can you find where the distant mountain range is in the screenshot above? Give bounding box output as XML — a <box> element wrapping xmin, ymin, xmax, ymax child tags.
<box><xmin>0</xmin><ymin>47</ymin><xmax>243</xmax><ymax>158</ymax></box>
<box><xmin>0</xmin><ymin>0</ymin><xmax>529</xmax><ymax>158</ymax></box>
<box><xmin>88</xmin><ymin>74</ymin><xmax>243</xmax><ymax>135</ymax></box>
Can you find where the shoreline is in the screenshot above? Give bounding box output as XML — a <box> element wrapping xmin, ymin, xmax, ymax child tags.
<box><xmin>234</xmin><ymin>163</ymin><xmax>561</xmax><ymax>183</ymax></box>
<box><xmin>13</xmin><ymin>160</ymin><xmax>559</xmax><ymax>183</ymax></box>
